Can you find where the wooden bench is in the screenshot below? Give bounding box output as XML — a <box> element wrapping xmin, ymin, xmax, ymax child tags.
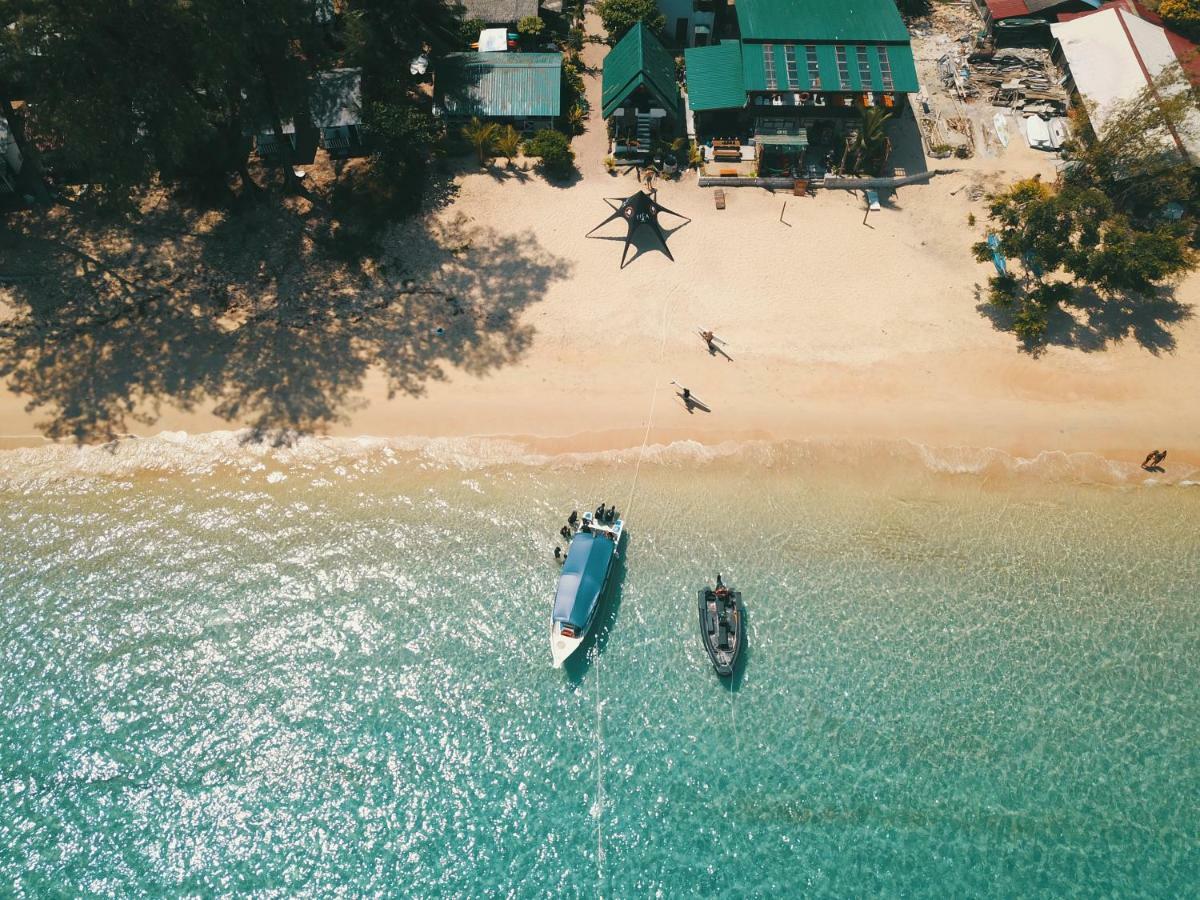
<box><xmin>719</xmin><ymin>169</ymin><xmax>738</xmax><ymax>177</ymax></box>
<box><xmin>714</xmin><ymin>189</ymin><xmax>726</xmax><ymax>209</ymax></box>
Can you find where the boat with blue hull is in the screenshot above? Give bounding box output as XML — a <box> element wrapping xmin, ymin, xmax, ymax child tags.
<box><xmin>551</xmin><ymin>509</ymin><xmax>623</xmax><ymax>667</ymax></box>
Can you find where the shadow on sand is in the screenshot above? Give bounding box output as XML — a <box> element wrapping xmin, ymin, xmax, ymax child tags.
<box><xmin>564</xmin><ymin>535</ymin><xmax>629</xmax><ymax>685</ymax></box>
<box><xmin>0</xmin><ymin>201</ymin><xmax>572</xmax><ymax>442</ymax></box>
<box><xmin>975</xmin><ymin>282</ymin><xmax>1193</xmax><ymax>357</ymax></box>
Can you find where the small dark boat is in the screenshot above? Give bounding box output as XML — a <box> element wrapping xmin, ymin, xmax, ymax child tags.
<box><xmin>697</xmin><ymin>574</ymin><xmax>742</xmax><ymax>677</ymax></box>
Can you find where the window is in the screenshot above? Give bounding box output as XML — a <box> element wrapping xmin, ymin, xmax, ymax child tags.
<box><xmin>856</xmin><ymin>46</ymin><xmax>872</xmax><ymax>86</ymax></box>
<box><xmin>805</xmin><ymin>45</ymin><xmax>821</xmax><ymax>89</ymax></box>
<box><xmin>675</xmin><ymin>18</ymin><xmax>688</xmax><ymax>45</ymax></box>
<box><xmin>835</xmin><ymin>46</ymin><xmax>849</xmax><ymax>88</ymax></box>
<box><xmin>876</xmin><ymin>46</ymin><xmax>894</xmax><ymax>90</ymax></box>
<box><xmin>783</xmin><ymin>45</ymin><xmax>799</xmax><ymax>89</ymax></box>
<box><xmin>763</xmin><ymin>44</ymin><xmax>777</xmax><ymax>90</ymax></box>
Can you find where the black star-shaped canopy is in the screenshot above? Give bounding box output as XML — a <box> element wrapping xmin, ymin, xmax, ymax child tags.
<box><xmin>586</xmin><ymin>190</ymin><xmax>689</xmax><ymax>269</ymax></box>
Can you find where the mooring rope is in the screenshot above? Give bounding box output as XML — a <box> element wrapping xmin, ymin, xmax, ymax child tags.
<box><xmin>593</xmin><ymin>287</ymin><xmax>676</xmax><ymax>897</ymax></box>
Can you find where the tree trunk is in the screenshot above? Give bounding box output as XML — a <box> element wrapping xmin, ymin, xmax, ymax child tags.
<box><xmin>1</xmin><ymin>96</ymin><xmax>53</xmax><ymax>203</ymax></box>
<box><xmin>258</xmin><ymin>64</ymin><xmax>300</xmax><ymax>194</ymax></box>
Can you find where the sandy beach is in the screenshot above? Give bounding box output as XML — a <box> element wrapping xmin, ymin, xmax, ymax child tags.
<box><xmin>2</xmin><ymin>17</ymin><xmax>1198</xmax><ymax>467</ymax></box>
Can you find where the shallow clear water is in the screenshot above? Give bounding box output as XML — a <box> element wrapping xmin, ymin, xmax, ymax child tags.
<box><xmin>1</xmin><ymin>438</ymin><xmax>1198</xmax><ymax>896</ymax></box>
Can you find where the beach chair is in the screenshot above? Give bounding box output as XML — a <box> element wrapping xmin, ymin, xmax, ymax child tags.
<box><xmin>714</xmin><ymin>189</ymin><xmax>726</xmax><ymax>210</ymax></box>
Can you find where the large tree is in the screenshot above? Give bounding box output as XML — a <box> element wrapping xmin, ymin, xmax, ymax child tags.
<box><xmin>0</xmin><ymin>0</ymin><xmax>209</xmax><ymax>204</ymax></box>
<box><xmin>972</xmin><ymin>68</ymin><xmax>1199</xmax><ymax>349</ymax></box>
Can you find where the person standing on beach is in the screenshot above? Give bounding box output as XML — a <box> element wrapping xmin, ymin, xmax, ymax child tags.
<box><xmin>700</xmin><ymin>330</ymin><xmax>715</xmax><ymax>351</ymax></box>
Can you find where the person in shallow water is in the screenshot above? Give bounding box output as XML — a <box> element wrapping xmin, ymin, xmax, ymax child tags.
<box><xmin>554</xmin><ymin>546</ymin><xmax>562</xmax><ymax>563</ymax></box>
<box><xmin>560</xmin><ymin>525</ymin><xmax>571</xmax><ymax>542</ymax></box>
<box><xmin>568</xmin><ymin>510</ymin><xmax>578</xmax><ymax>529</ymax></box>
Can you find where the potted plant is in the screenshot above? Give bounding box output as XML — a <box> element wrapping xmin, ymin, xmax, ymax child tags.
<box><xmin>604</xmin><ymin>155</ymin><xmax>617</xmax><ymax>174</ymax></box>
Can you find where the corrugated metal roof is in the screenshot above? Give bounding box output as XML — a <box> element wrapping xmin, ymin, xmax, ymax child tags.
<box><xmin>441</xmin><ymin>52</ymin><xmax>563</xmax><ymax>118</ymax></box>
<box><xmin>601</xmin><ymin>22</ymin><xmax>682</xmax><ymax>119</ymax></box>
<box><xmin>740</xmin><ymin>42</ymin><xmax>919</xmax><ymax>92</ymax></box>
<box><xmin>684</xmin><ymin>41</ymin><xmax>747</xmax><ymax>111</ymax></box>
<box><xmin>735</xmin><ymin>0</ymin><xmax>910</xmax><ymax>43</ymax></box>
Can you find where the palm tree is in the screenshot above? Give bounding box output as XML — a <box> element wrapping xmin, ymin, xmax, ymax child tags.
<box><xmin>852</xmin><ymin>105</ymin><xmax>893</xmax><ymax>175</ymax></box>
<box><xmin>461</xmin><ymin>117</ymin><xmax>500</xmax><ymax>167</ymax></box>
<box><xmin>494</xmin><ymin>125</ymin><xmax>521</xmax><ymax>167</ymax></box>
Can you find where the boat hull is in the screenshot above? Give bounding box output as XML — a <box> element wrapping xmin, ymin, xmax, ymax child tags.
<box><xmin>697</xmin><ymin>588</ymin><xmax>742</xmax><ymax>677</ymax></box>
<box><xmin>549</xmin><ymin>515</ymin><xmax>623</xmax><ymax>667</ymax></box>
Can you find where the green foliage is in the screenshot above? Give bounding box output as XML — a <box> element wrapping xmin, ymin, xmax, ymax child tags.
<box><xmin>850</xmin><ymin>105</ymin><xmax>893</xmax><ymax>175</ymax></box>
<box><xmin>494</xmin><ymin>125</ymin><xmax>522</xmax><ymax>165</ymax></box>
<box><xmin>518</xmin><ymin>16</ymin><xmax>545</xmax><ymax>38</ymax></box>
<box><xmin>460</xmin><ymin>117</ymin><xmax>500</xmax><ymax>166</ymax></box>
<box><xmin>523</xmin><ymin>129</ymin><xmax>576</xmax><ymax>179</ymax></box>
<box><xmin>459</xmin><ymin>17</ymin><xmax>488</xmax><ymax>46</ymax></box>
<box><xmin>0</xmin><ymin>0</ymin><xmax>459</xmax><ymax>209</ymax></box>
<box><xmin>1011</xmin><ymin>301</ymin><xmax>1049</xmax><ymax>344</ymax></box>
<box><xmin>595</xmin><ymin>0</ymin><xmax>665</xmax><ymax>44</ymax></box>
<box><xmin>986</xmin><ymin>273</ymin><xmax>1020</xmax><ymax>307</ymax></box>
<box><xmin>973</xmin><ymin>67</ymin><xmax>1200</xmax><ymax>352</ymax></box>
<box><xmin>364</xmin><ymin>100</ymin><xmax>439</xmax><ymax>212</ymax></box>
<box><xmin>567</xmin><ymin>26</ymin><xmax>585</xmax><ymax>52</ymax></box>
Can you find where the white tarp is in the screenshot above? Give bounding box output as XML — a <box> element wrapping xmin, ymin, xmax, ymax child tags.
<box><xmin>1050</xmin><ymin>8</ymin><xmax>1200</xmax><ymax>160</ymax></box>
<box><xmin>478</xmin><ymin>28</ymin><xmax>509</xmax><ymax>53</ymax></box>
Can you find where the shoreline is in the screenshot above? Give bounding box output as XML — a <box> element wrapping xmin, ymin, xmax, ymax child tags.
<box><xmin>1</xmin><ymin>427</ymin><xmax>1196</xmax><ymax>489</ymax></box>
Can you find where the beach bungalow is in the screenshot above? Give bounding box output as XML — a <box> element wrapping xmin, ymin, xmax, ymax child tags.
<box><xmin>602</xmin><ymin>23</ymin><xmax>684</xmax><ymax>158</ymax></box>
<box><xmin>438</xmin><ymin>52</ymin><xmax>563</xmax><ymax>131</ymax></box>
<box><xmin>309</xmin><ymin>68</ymin><xmax>367</xmax><ymax>159</ymax></box>
<box><xmin>683</xmin><ymin>0</ymin><xmax>920</xmax><ymax>176</ymax></box>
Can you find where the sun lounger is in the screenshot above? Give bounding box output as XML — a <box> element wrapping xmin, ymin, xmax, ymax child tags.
<box><xmin>714</xmin><ymin>189</ymin><xmax>726</xmax><ymax>210</ymax></box>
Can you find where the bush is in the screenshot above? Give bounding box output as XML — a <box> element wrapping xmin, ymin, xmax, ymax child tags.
<box><xmin>523</xmin><ymin>129</ymin><xmax>576</xmax><ymax>179</ymax></box>
<box><xmin>459</xmin><ymin>17</ymin><xmax>487</xmax><ymax>45</ymax></box>
<box><xmin>517</xmin><ymin>15</ymin><xmax>545</xmax><ymax>43</ymax></box>
<box><xmin>1012</xmin><ymin>301</ymin><xmax>1048</xmax><ymax>343</ymax></box>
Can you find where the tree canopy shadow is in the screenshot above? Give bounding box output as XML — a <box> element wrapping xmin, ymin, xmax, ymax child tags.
<box><xmin>975</xmin><ymin>283</ymin><xmax>1193</xmax><ymax>357</ymax></box>
<box><xmin>0</xmin><ymin>195</ymin><xmax>571</xmax><ymax>441</ymax></box>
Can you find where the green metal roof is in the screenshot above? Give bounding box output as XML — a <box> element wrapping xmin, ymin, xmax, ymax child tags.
<box><xmin>441</xmin><ymin>52</ymin><xmax>563</xmax><ymax>118</ymax></box>
<box><xmin>601</xmin><ymin>23</ymin><xmax>681</xmax><ymax>120</ymax></box>
<box><xmin>739</xmin><ymin>42</ymin><xmax>919</xmax><ymax>93</ymax></box>
<box><xmin>684</xmin><ymin>41</ymin><xmax>746</xmax><ymax>112</ymax></box>
<box><xmin>735</xmin><ymin>0</ymin><xmax>911</xmax><ymax>42</ymax></box>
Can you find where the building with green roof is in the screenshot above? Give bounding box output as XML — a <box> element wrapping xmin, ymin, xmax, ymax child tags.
<box><xmin>682</xmin><ymin>0</ymin><xmax>920</xmax><ymax>172</ymax></box>
<box><xmin>439</xmin><ymin>52</ymin><xmax>563</xmax><ymax>129</ymax></box>
<box><xmin>602</xmin><ymin>23</ymin><xmax>683</xmax><ymax>154</ymax></box>
<box><xmin>685</xmin><ymin>0</ymin><xmax>918</xmax><ymax>114</ymax></box>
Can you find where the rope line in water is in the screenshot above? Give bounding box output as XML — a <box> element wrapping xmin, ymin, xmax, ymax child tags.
<box><xmin>595</xmin><ymin>288</ymin><xmax>676</xmax><ymax>898</ymax></box>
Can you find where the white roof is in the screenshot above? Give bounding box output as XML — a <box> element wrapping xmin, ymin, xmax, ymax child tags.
<box><xmin>1050</xmin><ymin>8</ymin><xmax>1200</xmax><ymax>160</ymax></box>
<box><xmin>478</xmin><ymin>27</ymin><xmax>509</xmax><ymax>53</ymax></box>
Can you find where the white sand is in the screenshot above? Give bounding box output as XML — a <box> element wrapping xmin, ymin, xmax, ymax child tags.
<box><xmin>2</xmin><ymin>17</ymin><xmax>1198</xmax><ymax>465</ymax></box>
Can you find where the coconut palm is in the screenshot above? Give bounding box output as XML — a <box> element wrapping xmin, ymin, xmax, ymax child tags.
<box><xmin>494</xmin><ymin>125</ymin><xmax>521</xmax><ymax>167</ymax></box>
<box><xmin>460</xmin><ymin>117</ymin><xmax>500</xmax><ymax>167</ymax></box>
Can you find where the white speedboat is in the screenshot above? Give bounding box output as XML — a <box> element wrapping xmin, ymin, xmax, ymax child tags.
<box><xmin>550</xmin><ymin>509</ymin><xmax>623</xmax><ymax>667</ymax></box>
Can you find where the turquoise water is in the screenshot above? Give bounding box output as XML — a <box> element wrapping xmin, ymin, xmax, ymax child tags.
<box><xmin>1</xmin><ymin>437</ymin><xmax>1198</xmax><ymax>896</ymax></box>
